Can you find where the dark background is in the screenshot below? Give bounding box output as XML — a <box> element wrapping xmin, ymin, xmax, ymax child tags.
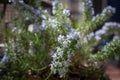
<box><xmin>108</xmin><ymin>0</ymin><xmax>120</xmax><ymax>22</ymax></box>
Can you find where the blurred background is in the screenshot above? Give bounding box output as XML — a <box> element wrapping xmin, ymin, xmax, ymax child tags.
<box><xmin>0</xmin><ymin>0</ymin><xmax>120</xmax><ymax>27</ymax></box>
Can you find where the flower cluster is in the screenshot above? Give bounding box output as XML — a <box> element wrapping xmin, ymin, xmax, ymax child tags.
<box><xmin>39</xmin><ymin>20</ymin><xmax>48</xmax><ymax>30</ymax></box>
<box><xmin>83</xmin><ymin>21</ymin><xmax>120</xmax><ymax>47</ymax></box>
<box><xmin>52</xmin><ymin>0</ymin><xmax>58</xmax><ymax>14</ymax></box>
<box><xmin>58</xmin><ymin>29</ymin><xmax>81</xmax><ymax>49</ymax></box>
<box><xmin>102</xmin><ymin>6</ymin><xmax>116</xmax><ymax>15</ymax></box>
<box><xmin>50</xmin><ymin>28</ymin><xmax>81</xmax><ymax>77</ymax></box>
<box><xmin>50</xmin><ymin>47</ymin><xmax>71</xmax><ymax>78</ymax></box>
<box><xmin>86</xmin><ymin>22</ymin><xmax>120</xmax><ymax>41</ymax></box>
<box><xmin>92</xmin><ymin>6</ymin><xmax>115</xmax><ymax>22</ymax></box>
<box><xmin>84</xmin><ymin>0</ymin><xmax>93</xmax><ymax>9</ymax></box>
<box><xmin>103</xmin><ymin>22</ymin><xmax>120</xmax><ymax>28</ymax></box>
<box><xmin>48</xmin><ymin>18</ymin><xmax>59</xmax><ymax>28</ymax></box>
<box><xmin>95</xmin><ymin>22</ymin><xmax>120</xmax><ymax>40</ymax></box>
<box><xmin>82</xmin><ymin>0</ymin><xmax>95</xmax><ymax>20</ymax></box>
<box><xmin>62</xmin><ymin>9</ymin><xmax>70</xmax><ymax>16</ymax></box>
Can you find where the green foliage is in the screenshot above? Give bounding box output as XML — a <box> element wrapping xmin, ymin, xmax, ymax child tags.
<box><xmin>93</xmin><ymin>40</ymin><xmax>120</xmax><ymax>61</ymax></box>
<box><xmin>0</xmin><ymin>0</ymin><xmax>120</xmax><ymax>79</ymax></box>
<box><xmin>76</xmin><ymin>6</ymin><xmax>115</xmax><ymax>36</ymax></box>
